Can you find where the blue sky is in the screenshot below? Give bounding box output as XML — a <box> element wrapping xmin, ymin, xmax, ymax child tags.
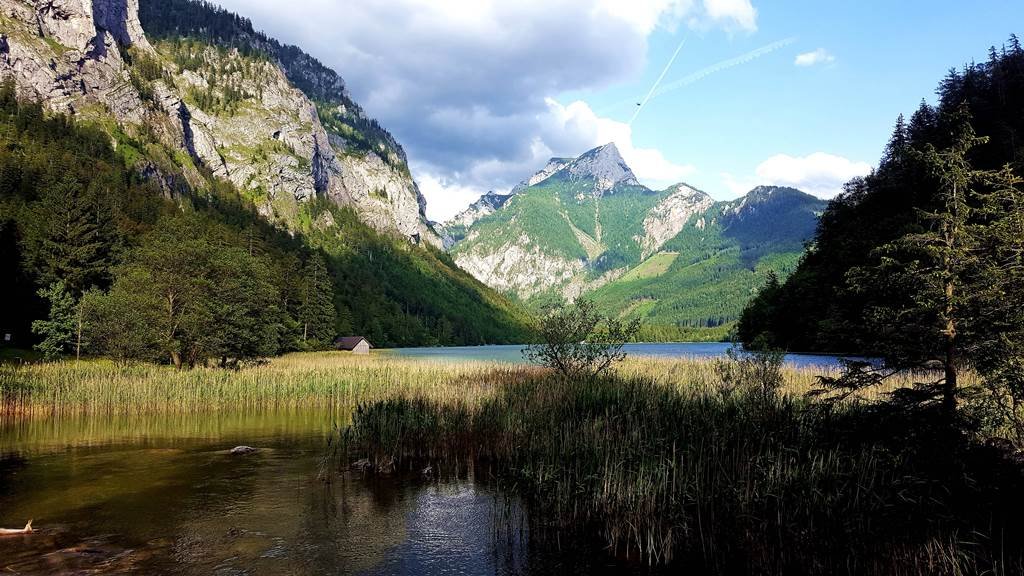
<box><xmin>589</xmin><ymin>1</ymin><xmax>1024</xmax><ymax>200</ymax></box>
<box><xmin>214</xmin><ymin>0</ymin><xmax>1024</xmax><ymax>220</ymax></box>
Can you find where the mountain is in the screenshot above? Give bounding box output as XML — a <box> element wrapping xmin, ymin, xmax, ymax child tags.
<box><xmin>0</xmin><ymin>0</ymin><xmax>436</xmax><ymax>245</ymax></box>
<box><xmin>449</xmin><ymin>144</ymin><xmax>826</xmax><ymax>340</ymax></box>
<box><xmin>435</xmin><ymin>191</ymin><xmax>513</xmax><ymax>248</ymax></box>
<box><xmin>0</xmin><ymin>0</ymin><xmax>532</xmax><ymax>348</ymax></box>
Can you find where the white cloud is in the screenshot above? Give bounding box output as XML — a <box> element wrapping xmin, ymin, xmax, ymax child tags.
<box><xmin>702</xmin><ymin>0</ymin><xmax>757</xmax><ymax>32</ymax></box>
<box><xmin>420</xmin><ymin>98</ymin><xmax>696</xmax><ymax>220</ymax></box>
<box><xmin>794</xmin><ymin>48</ymin><xmax>835</xmax><ymax>67</ymax></box>
<box><xmin>752</xmin><ymin>152</ymin><xmax>871</xmax><ymax>198</ymax></box>
<box><xmin>213</xmin><ymin>0</ymin><xmax>754</xmax><ymax>219</ymax></box>
<box><xmin>416</xmin><ymin>172</ymin><xmax>489</xmax><ymax>223</ymax></box>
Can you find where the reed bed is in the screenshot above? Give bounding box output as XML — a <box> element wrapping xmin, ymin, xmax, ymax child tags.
<box><xmin>0</xmin><ymin>351</ymin><xmax>887</xmax><ymax>419</ymax></box>
<box><xmin>0</xmin><ymin>352</ymin><xmax>529</xmax><ymax>418</ymax></box>
<box><xmin>343</xmin><ymin>365</ymin><xmax>1023</xmax><ymax>575</ymax></box>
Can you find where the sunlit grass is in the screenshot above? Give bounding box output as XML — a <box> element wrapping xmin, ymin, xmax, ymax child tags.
<box><xmin>1</xmin><ymin>351</ymin><xmax>981</xmax><ymax>419</ymax></box>
<box><xmin>0</xmin><ymin>352</ymin><xmax>531</xmax><ymax>418</ymax></box>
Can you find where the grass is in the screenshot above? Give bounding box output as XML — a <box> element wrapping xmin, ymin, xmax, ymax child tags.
<box><xmin>337</xmin><ymin>356</ymin><xmax>1020</xmax><ymax>575</ymax></box>
<box><xmin>0</xmin><ymin>352</ymin><xmax>520</xmax><ymax>418</ymax></box>
<box><xmin>619</xmin><ymin>251</ymin><xmax>679</xmax><ymax>282</ymax></box>
<box><xmin>0</xmin><ymin>351</ymin><xmax>959</xmax><ymax>418</ymax></box>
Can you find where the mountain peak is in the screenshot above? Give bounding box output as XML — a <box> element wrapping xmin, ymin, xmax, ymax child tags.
<box><xmin>564</xmin><ymin>142</ymin><xmax>639</xmax><ymax>194</ymax></box>
<box><xmin>663</xmin><ymin>182</ymin><xmax>712</xmax><ymax>200</ymax></box>
<box><xmin>511</xmin><ymin>157</ymin><xmax>575</xmax><ymax>193</ymax></box>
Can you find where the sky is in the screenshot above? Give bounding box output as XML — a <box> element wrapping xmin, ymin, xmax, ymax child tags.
<box><xmin>213</xmin><ymin>0</ymin><xmax>1024</xmax><ymax>221</ymax></box>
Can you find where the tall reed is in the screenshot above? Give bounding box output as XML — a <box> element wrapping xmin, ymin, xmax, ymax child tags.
<box><xmin>343</xmin><ymin>368</ymin><xmax>1023</xmax><ymax>575</ymax></box>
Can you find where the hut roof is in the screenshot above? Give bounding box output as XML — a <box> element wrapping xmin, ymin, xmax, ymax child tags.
<box><xmin>335</xmin><ymin>336</ymin><xmax>371</xmax><ymax>350</ymax></box>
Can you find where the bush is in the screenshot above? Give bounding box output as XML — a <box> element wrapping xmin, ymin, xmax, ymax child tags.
<box><xmin>524</xmin><ymin>297</ymin><xmax>641</xmax><ymax>379</ymax></box>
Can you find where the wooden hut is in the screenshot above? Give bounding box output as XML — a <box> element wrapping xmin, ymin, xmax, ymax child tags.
<box><xmin>334</xmin><ymin>336</ymin><xmax>372</xmax><ymax>355</ymax></box>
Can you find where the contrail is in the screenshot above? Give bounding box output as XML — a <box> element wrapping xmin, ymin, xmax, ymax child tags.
<box><xmin>650</xmin><ymin>37</ymin><xmax>797</xmax><ymax>100</ymax></box>
<box><xmin>629</xmin><ymin>33</ymin><xmax>689</xmax><ymax>126</ymax></box>
<box><xmin>604</xmin><ymin>37</ymin><xmax>798</xmax><ymax>119</ymax></box>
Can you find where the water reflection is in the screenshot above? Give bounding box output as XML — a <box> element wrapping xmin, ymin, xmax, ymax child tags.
<box><xmin>0</xmin><ymin>410</ymin><xmax>646</xmax><ymax>575</ymax></box>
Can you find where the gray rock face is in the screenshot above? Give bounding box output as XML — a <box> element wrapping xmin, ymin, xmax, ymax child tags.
<box><xmin>510</xmin><ymin>157</ymin><xmax>574</xmax><ymax>194</ymax></box>
<box><xmin>445</xmin><ymin>191</ymin><xmax>512</xmax><ymax>229</ymax></box>
<box><xmin>563</xmin><ymin>143</ymin><xmax>640</xmax><ymax>194</ymax></box>
<box><xmin>638</xmin><ymin>184</ymin><xmax>714</xmax><ymax>258</ymax></box>
<box><xmin>0</xmin><ymin>0</ymin><xmax>438</xmax><ymax>246</ymax></box>
<box><xmin>93</xmin><ymin>0</ymin><xmax>151</xmax><ymax>49</ymax></box>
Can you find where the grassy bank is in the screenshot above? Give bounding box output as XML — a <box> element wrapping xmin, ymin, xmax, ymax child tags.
<box><xmin>0</xmin><ymin>352</ymin><xmax>518</xmax><ymax>417</ymax></box>
<box><xmin>3</xmin><ymin>351</ymin><xmax>1021</xmax><ymax>573</ymax></box>
<box><xmin>1</xmin><ymin>351</ymin><xmax>907</xmax><ymax>418</ymax></box>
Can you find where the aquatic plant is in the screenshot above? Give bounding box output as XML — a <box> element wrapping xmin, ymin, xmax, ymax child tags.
<box><xmin>343</xmin><ymin>361</ymin><xmax>1024</xmax><ymax>575</ymax></box>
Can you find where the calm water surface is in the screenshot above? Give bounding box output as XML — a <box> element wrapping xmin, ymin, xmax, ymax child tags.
<box><xmin>0</xmin><ymin>410</ymin><xmax>646</xmax><ymax>575</ymax></box>
<box><xmin>389</xmin><ymin>342</ymin><xmax>865</xmax><ymax>370</ymax></box>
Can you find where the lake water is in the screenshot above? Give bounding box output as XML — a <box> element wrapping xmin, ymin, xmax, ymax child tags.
<box><xmin>0</xmin><ymin>410</ymin><xmax>648</xmax><ymax>575</ymax></box>
<box><xmin>388</xmin><ymin>342</ymin><xmax>863</xmax><ymax>370</ymax></box>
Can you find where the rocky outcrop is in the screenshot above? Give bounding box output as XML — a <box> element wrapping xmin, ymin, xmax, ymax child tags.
<box><xmin>563</xmin><ymin>143</ymin><xmax>639</xmax><ymax>195</ymax></box>
<box><xmin>445</xmin><ymin>191</ymin><xmax>512</xmax><ymax>229</ymax></box>
<box><xmin>454</xmin><ymin>233</ymin><xmax>585</xmax><ymax>299</ymax></box>
<box><xmin>0</xmin><ymin>0</ymin><xmax>438</xmax><ymax>246</ymax></box>
<box><xmin>510</xmin><ymin>157</ymin><xmax>573</xmax><ymax>193</ymax></box>
<box><xmin>638</xmin><ymin>183</ymin><xmax>715</xmax><ymax>258</ymax></box>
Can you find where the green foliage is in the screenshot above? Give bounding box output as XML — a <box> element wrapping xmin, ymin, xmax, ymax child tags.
<box><xmin>741</xmin><ymin>38</ymin><xmax>1024</xmax><ymax>355</ymax></box>
<box><xmin>307</xmin><ymin>203</ymin><xmax>534</xmax><ymax>347</ymax></box>
<box><xmin>31</xmin><ymin>281</ymin><xmax>77</xmax><ymax>360</ymax></box>
<box><xmin>525</xmin><ymin>297</ymin><xmax>641</xmax><ymax>378</ymax></box>
<box><xmin>80</xmin><ymin>286</ymin><xmax>164</xmax><ymax>365</ymax></box>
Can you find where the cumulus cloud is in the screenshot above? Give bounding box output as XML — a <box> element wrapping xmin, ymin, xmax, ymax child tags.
<box><xmin>213</xmin><ymin>0</ymin><xmax>755</xmax><ymax>221</ymax></box>
<box><xmin>794</xmin><ymin>48</ymin><xmax>835</xmax><ymax>67</ymax></box>
<box><xmin>702</xmin><ymin>0</ymin><xmax>757</xmax><ymax>32</ymax></box>
<box><xmin>729</xmin><ymin>152</ymin><xmax>871</xmax><ymax>198</ymax></box>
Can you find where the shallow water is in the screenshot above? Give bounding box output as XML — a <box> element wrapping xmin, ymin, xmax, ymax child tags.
<box><xmin>389</xmin><ymin>342</ymin><xmax>867</xmax><ymax>370</ymax></box>
<box><xmin>0</xmin><ymin>410</ymin><xmax>645</xmax><ymax>575</ymax></box>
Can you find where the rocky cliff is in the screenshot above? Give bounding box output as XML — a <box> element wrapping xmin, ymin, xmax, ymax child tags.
<box><xmin>0</xmin><ymin>0</ymin><xmax>438</xmax><ymax>245</ymax></box>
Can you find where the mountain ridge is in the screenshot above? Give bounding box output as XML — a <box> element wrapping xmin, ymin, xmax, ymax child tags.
<box><xmin>0</xmin><ymin>0</ymin><xmax>439</xmax><ymax>245</ymax></box>
<box><xmin>448</xmin><ymin>144</ymin><xmax>826</xmax><ymax>339</ymax></box>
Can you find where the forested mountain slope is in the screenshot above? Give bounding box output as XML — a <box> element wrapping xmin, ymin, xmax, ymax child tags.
<box><xmin>0</xmin><ymin>0</ymin><xmax>532</xmax><ymax>357</ymax></box>
<box><xmin>449</xmin><ymin>143</ymin><xmax>826</xmax><ymax>341</ymax></box>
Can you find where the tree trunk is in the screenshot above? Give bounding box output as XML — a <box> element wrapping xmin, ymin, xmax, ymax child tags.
<box><xmin>943</xmin><ymin>328</ymin><xmax>958</xmax><ymax>417</ymax></box>
<box><xmin>76</xmin><ymin>311</ymin><xmax>82</xmax><ymax>361</ymax></box>
<box><xmin>171</xmin><ymin>350</ymin><xmax>182</xmax><ymax>370</ymax></box>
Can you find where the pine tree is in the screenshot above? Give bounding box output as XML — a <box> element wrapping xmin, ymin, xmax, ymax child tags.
<box><xmin>837</xmin><ymin>107</ymin><xmax>1022</xmax><ymax>419</ymax></box>
<box><xmin>31</xmin><ymin>281</ymin><xmax>78</xmax><ymax>360</ymax></box>
<box><xmin>297</xmin><ymin>254</ymin><xmax>336</xmax><ymax>346</ymax></box>
<box><xmin>23</xmin><ymin>174</ymin><xmax>118</xmax><ymax>295</ymax></box>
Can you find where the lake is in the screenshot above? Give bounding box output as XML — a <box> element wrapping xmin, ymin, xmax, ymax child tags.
<box><xmin>0</xmin><ymin>410</ymin><xmax>648</xmax><ymax>575</ymax></box>
<box><xmin>388</xmin><ymin>342</ymin><xmax>864</xmax><ymax>370</ymax></box>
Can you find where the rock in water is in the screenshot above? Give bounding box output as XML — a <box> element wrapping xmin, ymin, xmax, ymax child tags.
<box><xmin>230</xmin><ymin>446</ymin><xmax>259</xmax><ymax>455</ymax></box>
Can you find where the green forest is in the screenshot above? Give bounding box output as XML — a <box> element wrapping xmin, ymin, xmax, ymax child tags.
<box><xmin>0</xmin><ymin>80</ymin><xmax>532</xmax><ymax>366</ymax></box>
<box><xmin>739</xmin><ymin>36</ymin><xmax>1024</xmax><ymax>415</ymax></box>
